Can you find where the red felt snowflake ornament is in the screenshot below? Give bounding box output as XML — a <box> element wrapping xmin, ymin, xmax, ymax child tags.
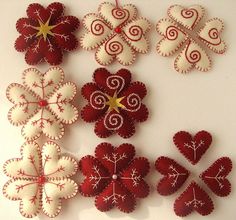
<box><xmin>155</xmin><ymin>130</ymin><xmax>232</xmax><ymax>217</ymax></box>
<box><xmin>79</xmin><ymin>143</ymin><xmax>150</xmax><ymax>213</ymax></box>
<box><xmin>15</xmin><ymin>2</ymin><xmax>80</xmax><ymax>65</ymax></box>
<box><xmin>81</xmin><ymin>68</ymin><xmax>149</xmax><ymax>138</ymax></box>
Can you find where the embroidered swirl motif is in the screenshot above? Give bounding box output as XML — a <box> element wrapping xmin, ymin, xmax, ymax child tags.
<box><xmin>105</xmin><ymin>39</ymin><xmax>123</xmax><ymax>56</ymax></box>
<box><xmin>90</xmin><ymin>91</ymin><xmax>107</xmax><ymax>109</ymax></box>
<box><xmin>181</xmin><ymin>9</ymin><xmax>197</xmax><ymax>19</ymax></box>
<box><xmin>104</xmin><ymin>112</ymin><xmax>123</xmax><ymax>130</ymax></box>
<box><xmin>166</xmin><ymin>26</ymin><xmax>179</xmax><ymax>40</ymax></box>
<box><xmin>106</xmin><ymin>75</ymin><xmax>125</xmax><ymax>93</ymax></box>
<box><xmin>208</xmin><ymin>28</ymin><xmax>221</xmax><ymax>45</ymax></box>
<box><xmin>125</xmin><ymin>93</ymin><xmax>141</xmax><ymax>112</ymax></box>
<box><xmin>91</xmin><ymin>19</ymin><xmax>105</xmax><ymax>36</ymax></box>
<box><xmin>112</xmin><ymin>8</ymin><xmax>128</xmax><ymax>20</ymax></box>
<box><xmin>185</xmin><ymin>42</ymin><xmax>201</xmax><ymax>64</ymax></box>
<box><xmin>123</xmin><ymin>25</ymin><xmax>143</xmax><ymax>41</ymax></box>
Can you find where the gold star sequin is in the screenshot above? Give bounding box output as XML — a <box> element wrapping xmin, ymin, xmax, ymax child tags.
<box><xmin>105</xmin><ymin>92</ymin><xmax>125</xmax><ymax>113</ymax></box>
<box><xmin>34</xmin><ymin>18</ymin><xmax>56</xmax><ymax>41</ymax></box>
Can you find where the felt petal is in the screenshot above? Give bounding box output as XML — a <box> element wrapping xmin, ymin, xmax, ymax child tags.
<box><xmin>95</xmin><ymin>34</ymin><xmax>135</xmax><ymax>66</ymax></box>
<box><xmin>42</xmin><ymin>179</ymin><xmax>78</xmax><ymax>217</ymax></box>
<box><xmin>15</xmin><ymin>34</ymin><xmax>36</xmax><ymax>52</ymax></box>
<box><xmin>27</xmin><ymin>3</ymin><xmax>49</xmax><ymax>23</ymax></box>
<box><xmin>80</xmin><ymin>13</ymin><xmax>111</xmax><ymax>50</ymax></box>
<box><xmin>42</xmin><ymin>142</ymin><xmax>78</xmax><ymax>179</ymax></box>
<box><xmin>25</xmin><ymin>39</ymin><xmax>44</xmax><ymax>65</ymax></box>
<box><xmin>47</xmin><ymin>2</ymin><xmax>65</xmax><ymax>23</ymax></box>
<box><xmin>81</xmin><ymin>82</ymin><xmax>103</xmax><ymax>100</ymax></box>
<box><xmin>53</xmin><ymin>16</ymin><xmax>80</xmax><ymax>33</ymax></box>
<box><xmin>81</xmin><ymin>104</ymin><xmax>107</xmax><ymax>123</ymax></box>
<box><xmin>98</xmin><ymin>2</ymin><xmax>137</xmax><ymax>29</ymax></box>
<box><xmin>47</xmin><ymin>82</ymin><xmax>78</xmax><ymax>123</ymax></box>
<box><xmin>3</xmin><ymin>179</ymin><xmax>41</xmax><ymax>218</ymax></box>
<box><xmin>123</xmin><ymin>18</ymin><xmax>151</xmax><ymax>53</ymax></box>
<box><xmin>117</xmin><ymin>112</ymin><xmax>135</xmax><ymax>138</ymax></box>
<box><xmin>95</xmin><ymin>143</ymin><xmax>135</xmax><ymax>174</ymax></box>
<box><xmin>79</xmin><ymin>156</ymin><xmax>110</xmax><ymax>196</ymax></box>
<box><xmin>22</xmin><ymin>67</ymin><xmax>64</xmax><ymax>99</ymax></box>
<box><xmin>54</xmin><ymin>33</ymin><xmax>78</xmax><ymax>51</ymax></box>
<box><xmin>94</xmin><ymin>115</ymin><xmax>114</xmax><ymax>138</ymax></box>
<box><xmin>16</xmin><ymin>17</ymin><xmax>38</xmax><ymax>35</ymax></box>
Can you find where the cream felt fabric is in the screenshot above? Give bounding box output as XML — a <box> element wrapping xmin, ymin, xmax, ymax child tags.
<box><xmin>6</xmin><ymin>67</ymin><xmax>78</xmax><ymax>141</ymax></box>
<box><xmin>156</xmin><ymin>4</ymin><xmax>226</xmax><ymax>73</ymax></box>
<box><xmin>80</xmin><ymin>1</ymin><xmax>150</xmax><ymax>66</ymax></box>
<box><xmin>3</xmin><ymin>141</ymin><xmax>78</xmax><ymax>218</ymax></box>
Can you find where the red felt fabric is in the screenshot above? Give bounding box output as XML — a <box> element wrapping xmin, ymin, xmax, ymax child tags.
<box><xmin>15</xmin><ymin>2</ymin><xmax>79</xmax><ymax>65</ymax></box>
<box><xmin>79</xmin><ymin>143</ymin><xmax>150</xmax><ymax>213</ymax></box>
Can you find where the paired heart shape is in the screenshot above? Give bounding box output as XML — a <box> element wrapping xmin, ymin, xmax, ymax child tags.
<box><xmin>174</xmin><ymin>181</ymin><xmax>214</xmax><ymax>216</ymax></box>
<box><xmin>155</xmin><ymin>156</ymin><xmax>189</xmax><ymax>195</ymax></box>
<box><xmin>173</xmin><ymin>130</ymin><xmax>212</xmax><ymax>165</ymax></box>
<box><xmin>200</xmin><ymin>157</ymin><xmax>232</xmax><ymax>197</ymax></box>
<box><xmin>168</xmin><ymin>5</ymin><xmax>205</xmax><ymax>30</ymax></box>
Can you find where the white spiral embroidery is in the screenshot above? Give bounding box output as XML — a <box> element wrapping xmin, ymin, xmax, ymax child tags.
<box><xmin>104</xmin><ymin>113</ymin><xmax>123</xmax><ymax>130</ymax></box>
<box><xmin>90</xmin><ymin>91</ymin><xmax>107</xmax><ymax>109</ymax></box>
<box><xmin>106</xmin><ymin>75</ymin><xmax>125</xmax><ymax>94</ymax></box>
<box><xmin>125</xmin><ymin>93</ymin><xmax>141</xmax><ymax>112</ymax></box>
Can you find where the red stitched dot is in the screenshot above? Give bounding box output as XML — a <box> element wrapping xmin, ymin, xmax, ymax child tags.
<box><xmin>37</xmin><ymin>175</ymin><xmax>46</xmax><ymax>184</ymax></box>
<box><xmin>114</xmin><ymin>27</ymin><xmax>122</xmax><ymax>34</ymax></box>
<box><xmin>38</xmin><ymin>100</ymin><xmax>48</xmax><ymax>107</ymax></box>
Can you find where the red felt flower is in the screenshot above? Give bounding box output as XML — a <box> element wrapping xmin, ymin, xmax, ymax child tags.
<box><xmin>15</xmin><ymin>2</ymin><xmax>79</xmax><ymax>65</ymax></box>
<box><xmin>79</xmin><ymin>143</ymin><xmax>150</xmax><ymax>213</ymax></box>
<box><xmin>155</xmin><ymin>130</ymin><xmax>232</xmax><ymax>217</ymax></box>
<box><xmin>81</xmin><ymin>68</ymin><xmax>149</xmax><ymax>138</ymax></box>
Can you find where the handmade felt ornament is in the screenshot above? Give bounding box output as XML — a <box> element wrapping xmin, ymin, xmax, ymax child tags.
<box><xmin>155</xmin><ymin>130</ymin><xmax>232</xmax><ymax>217</ymax></box>
<box><xmin>6</xmin><ymin>67</ymin><xmax>78</xmax><ymax>141</ymax></box>
<box><xmin>79</xmin><ymin>143</ymin><xmax>150</xmax><ymax>213</ymax></box>
<box><xmin>2</xmin><ymin>141</ymin><xmax>78</xmax><ymax>218</ymax></box>
<box><xmin>81</xmin><ymin>68</ymin><xmax>149</xmax><ymax>138</ymax></box>
<box><xmin>80</xmin><ymin>1</ymin><xmax>151</xmax><ymax>65</ymax></box>
<box><xmin>15</xmin><ymin>2</ymin><xmax>80</xmax><ymax>65</ymax></box>
<box><xmin>156</xmin><ymin>5</ymin><xmax>226</xmax><ymax>73</ymax></box>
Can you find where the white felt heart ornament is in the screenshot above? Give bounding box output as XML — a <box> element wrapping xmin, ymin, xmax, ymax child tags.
<box><xmin>168</xmin><ymin>5</ymin><xmax>205</xmax><ymax>30</ymax></box>
<box><xmin>174</xmin><ymin>40</ymin><xmax>211</xmax><ymax>73</ymax></box>
<box><xmin>198</xmin><ymin>18</ymin><xmax>226</xmax><ymax>54</ymax></box>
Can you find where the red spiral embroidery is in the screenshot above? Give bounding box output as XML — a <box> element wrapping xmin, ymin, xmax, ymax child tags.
<box><xmin>208</xmin><ymin>28</ymin><xmax>219</xmax><ymax>40</ymax></box>
<box><xmin>181</xmin><ymin>9</ymin><xmax>197</xmax><ymax>19</ymax></box>
<box><xmin>105</xmin><ymin>39</ymin><xmax>123</xmax><ymax>56</ymax></box>
<box><xmin>112</xmin><ymin>8</ymin><xmax>127</xmax><ymax>19</ymax></box>
<box><xmin>104</xmin><ymin>112</ymin><xmax>123</xmax><ymax>130</ymax></box>
<box><xmin>124</xmin><ymin>25</ymin><xmax>143</xmax><ymax>41</ymax></box>
<box><xmin>185</xmin><ymin>42</ymin><xmax>201</xmax><ymax>64</ymax></box>
<box><xmin>91</xmin><ymin>19</ymin><xmax>105</xmax><ymax>36</ymax></box>
<box><xmin>166</xmin><ymin>26</ymin><xmax>179</xmax><ymax>40</ymax></box>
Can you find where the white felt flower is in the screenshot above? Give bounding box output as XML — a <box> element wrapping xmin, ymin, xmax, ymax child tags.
<box><xmin>6</xmin><ymin>67</ymin><xmax>78</xmax><ymax>141</ymax></box>
<box><xmin>3</xmin><ymin>141</ymin><xmax>78</xmax><ymax>218</ymax></box>
<box><xmin>80</xmin><ymin>2</ymin><xmax>151</xmax><ymax>66</ymax></box>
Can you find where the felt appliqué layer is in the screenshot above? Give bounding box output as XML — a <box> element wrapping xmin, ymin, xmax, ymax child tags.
<box><xmin>15</xmin><ymin>2</ymin><xmax>80</xmax><ymax>65</ymax></box>
<box><xmin>2</xmin><ymin>141</ymin><xmax>78</xmax><ymax>218</ymax></box>
<box><xmin>80</xmin><ymin>2</ymin><xmax>151</xmax><ymax>66</ymax></box>
<box><xmin>81</xmin><ymin>68</ymin><xmax>149</xmax><ymax>138</ymax></box>
<box><xmin>155</xmin><ymin>130</ymin><xmax>232</xmax><ymax>217</ymax></box>
<box><xmin>156</xmin><ymin>5</ymin><xmax>226</xmax><ymax>73</ymax></box>
<box><xmin>6</xmin><ymin>67</ymin><xmax>78</xmax><ymax>141</ymax></box>
<box><xmin>79</xmin><ymin>143</ymin><xmax>150</xmax><ymax>213</ymax></box>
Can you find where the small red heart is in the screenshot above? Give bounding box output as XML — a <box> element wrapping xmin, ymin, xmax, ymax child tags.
<box><xmin>155</xmin><ymin>156</ymin><xmax>189</xmax><ymax>195</ymax></box>
<box><xmin>200</xmin><ymin>157</ymin><xmax>232</xmax><ymax>197</ymax></box>
<box><xmin>173</xmin><ymin>130</ymin><xmax>212</xmax><ymax>165</ymax></box>
<box><xmin>174</xmin><ymin>181</ymin><xmax>214</xmax><ymax>217</ymax></box>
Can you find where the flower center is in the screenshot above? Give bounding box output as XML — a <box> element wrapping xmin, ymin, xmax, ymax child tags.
<box><xmin>38</xmin><ymin>100</ymin><xmax>48</xmax><ymax>107</ymax></box>
<box><xmin>37</xmin><ymin>175</ymin><xmax>46</xmax><ymax>185</ymax></box>
<box><xmin>35</xmin><ymin>18</ymin><xmax>56</xmax><ymax>41</ymax></box>
<box><xmin>114</xmin><ymin>26</ymin><xmax>122</xmax><ymax>34</ymax></box>
<box><xmin>112</xmin><ymin>174</ymin><xmax>118</xmax><ymax>180</ymax></box>
<box><xmin>105</xmin><ymin>92</ymin><xmax>125</xmax><ymax>113</ymax></box>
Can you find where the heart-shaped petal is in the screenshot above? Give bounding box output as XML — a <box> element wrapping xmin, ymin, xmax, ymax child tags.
<box><xmin>200</xmin><ymin>157</ymin><xmax>232</xmax><ymax>197</ymax></box>
<box><xmin>155</xmin><ymin>156</ymin><xmax>189</xmax><ymax>195</ymax></box>
<box><xmin>174</xmin><ymin>40</ymin><xmax>211</xmax><ymax>73</ymax></box>
<box><xmin>174</xmin><ymin>181</ymin><xmax>214</xmax><ymax>216</ymax></box>
<box><xmin>198</xmin><ymin>18</ymin><xmax>226</xmax><ymax>54</ymax></box>
<box><xmin>168</xmin><ymin>5</ymin><xmax>205</xmax><ymax>30</ymax></box>
<box><xmin>173</xmin><ymin>130</ymin><xmax>212</xmax><ymax>165</ymax></box>
<box><xmin>98</xmin><ymin>2</ymin><xmax>137</xmax><ymax>29</ymax></box>
<box><xmin>22</xmin><ymin>67</ymin><xmax>64</xmax><ymax>99</ymax></box>
<box><xmin>156</xmin><ymin>18</ymin><xmax>188</xmax><ymax>56</ymax></box>
<box><xmin>95</xmin><ymin>143</ymin><xmax>135</xmax><ymax>174</ymax></box>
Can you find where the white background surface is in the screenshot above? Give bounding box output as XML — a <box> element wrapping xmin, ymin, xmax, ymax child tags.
<box><xmin>0</xmin><ymin>0</ymin><xmax>236</xmax><ymax>219</ymax></box>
